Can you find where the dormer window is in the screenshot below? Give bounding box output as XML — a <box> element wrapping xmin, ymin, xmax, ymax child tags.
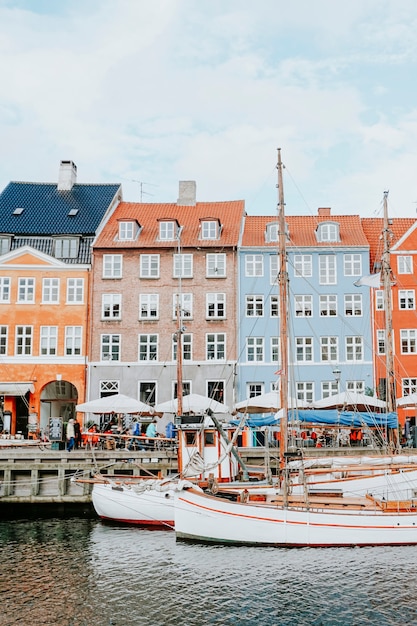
<box><xmin>266</xmin><ymin>223</ymin><xmax>278</xmax><ymax>242</ymax></box>
<box><xmin>118</xmin><ymin>220</ymin><xmax>139</xmax><ymax>241</ymax></box>
<box><xmin>54</xmin><ymin>237</ymin><xmax>79</xmax><ymax>259</ymax></box>
<box><xmin>201</xmin><ymin>219</ymin><xmax>221</xmax><ymax>240</ymax></box>
<box><xmin>159</xmin><ymin>220</ymin><xmax>179</xmax><ymax>241</ymax></box>
<box><xmin>0</xmin><ymin>236</ymin><xmax>11</xmax><ymax>255</ymax></box>
<box><xmin>317</xmin><ymin>222</ymin><xmax>340</xmax><ymax>243</ymax></box>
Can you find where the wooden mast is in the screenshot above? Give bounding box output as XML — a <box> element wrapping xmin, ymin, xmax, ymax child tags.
<box><xmin>381</xmin><ymin>191</ymin><xmax>397</xmax><ymax>448</ymax></box>
<box><xmin>277</xmin><ymin>148</ymin><xmax>289</xmax><ymax>467</ymax></box>
<box><xmin>176</xmin><ymin>232</ymin><xmax>183</xmax><ymax>417</ymax></box>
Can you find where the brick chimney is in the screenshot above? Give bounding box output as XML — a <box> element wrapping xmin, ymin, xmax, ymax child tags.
<box><xmin>58</xmin><ymin>160</ymin><xmax>77</xmax><ymax>191</ymax></box>
<box><xmin>318</xmin><ymin>207</ymin><xmax>331</xmax><ymax>217</ymax></box>
<box><xmin>177</xmin><ymin>181</ymin><xmax>196</xmax><ymax>206</ymax></box>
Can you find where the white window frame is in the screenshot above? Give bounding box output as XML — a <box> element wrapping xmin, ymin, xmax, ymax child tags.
<box><xmin>18</xmin><ymin>277</ymin><xmax>35</xmax><ymax>303</ymax></box>
<box><xmin>100</xmin><ymin>380</ymin><xmax>120</xmax><ymax>396</ymax></box>
<box><xmin>66</xmin><ymin>278</ymin><xmax>84</xmax><ymax>304</ymax></box>
<box><xmin>40</xmin><ymin>326</ymin><xmax>58</xmax><ymax>356</ymax></box>
<box><xmin>270</xmin><ymin>295</ymin><xmax>279</xmax><ymax>317</ymax></box>
<box><xmin>346</xmin><ymin>380</ymin><xmax>365</xmax><ymax>393</ymax></box>
<box><xmin>399</xmin><ymin>290</ymin><xmax>415</xmax><ymax>310</ymax></box>
<box><xmin>293</xmin><ymin>254</ymin><xmax>312</xmax><ymax>278</ymax></box>
<box><xmin>294</xmin><ymin>295</ymin><xmax>313</xmax><ymax>317</ymax></box>
<box><xmin>296</xmin><ymin>337</ymin><xmax>313</xmax><ymax>362</ymax></box>
<box><xmin>119</xmin><ymin>221</ymin><xmax>134</xmax><ymax>241</ymax></box>
<box><xmin>317</xmin><ymin>223</ymin><xmax>339</xmax><ymax>242</ymax></box>
<box><xmin>173</xmin><ymin>333</ymin><xmax>192</xmax><ymax>361</ymax></box>
<box><xmin>206</xmin><ymin>253</ymin><xmax>226</xmax><ymax>277</ymax></box>
<box><xmin>173</xmin><ymin>293</ymin><xmax>193</xmax><ymax>319</ymax></box>
<box><xmin>138</xmin><ymin>334</ymin><xmax>158</xmax><ymax>361</ymax></box>
<box><xmin>344</xmin><ymin>294</ymin><xmax>362</xmax><ymax>316</ymax></box>
<box><xmin>320</xmin><ymin>336</ymin><xmax>338</xmax><ymax>362</ymax></box>
<box><xmin>343</xmin><ymin>254</ymin><xmax>362</xmax><ymax>276</ymax></box>
<box><xmin>0</xmin><ymin>237</ymin><xmax>10</xmax><ymax>255</ymax></box>
<box><xmin>0</xmin><ymin>277</ymin><xmax>11</xmax><ymax>303</ymax></box>
<box><xmin>101</xmin><ymin>334</ymin><xmax>121</xmax><ymax>361</ymax></box>
<box><xmin>346</xmin><ymin>336</ymin><xmax>363</xmax><ymax>361</ymax></box>
<box><xmin>246</xmin><ymin>337</ymin><xmax>264</xmax><ymax>362</ymax></box>
<box><xmin>401</xmin><ymin>329</ymin><xmax>417</xmax><ymax>354</ymax></box>
<box><xmin>173</xmin><ymin>254</ymin><xmax>193</xmax><ymax>278</ymax></box>
<box><xmin>269</xmin><ymin>255</ymin><xmax>279</xmax><ymax>284</ymax></box>
<box><xmin>206</xmin><ymin>333</ymin><xmax>226</xmax><ymax>361</ymax></box>
<box><xmin>65</xmin><ymin>326</ymin><xmax>82</xmax><ymax>355</ymax></box>
<box><xmin>398</xmin><ymin>255</ymin><xmax>413</xmax><ymax>274</ymax></box>
<box><xmin>201</xmin><ymin>220</ymin><xmax>218</xmax><ymax>240</ymax></box>
<box><xmin>0</xmin><ymin>325</ymin><xmax>8</xmax><ymax>355</ymax></box>
<box><xmin>42</xmin><ymin>278</ymin><xmax>60</xmax><ymax>304</ymax></box>
<box><xmin>321</xmin><ymin>381</ymin><xmax>339</xmax><ymax>399</ymax></box>
<box><xmin>206</xmin><ymin>293</ymin><xmax>226</xmax><ymax>319</ymax></box>
<box><xmin>140</xmin><ymin>254</ymin><xmax>160</xmax><ymax>278</ymax></box>
<box><xmin>15</xmin><ymin>325</ymin><xmax>33</xmax><ymax>355</ymax></box>
<box><xmin>245</xmin><ymin>255</ymin><xmax>263</xmax><ymax>277</ymax></box>
<box><xmin>375</xmin><ymin>290</ymin><xmax>384</xmax><ymax>310</ymax></box>
<box><xmin>159</xmin><ymin>221</ymin><xmax>176</xmax><ymax>241</ymax></box>
<box><xmin>103</xmin><ymin>254</ymin><xmax>123</xmax><ymax>279</ymax></box>
<box><xmin>402</xmin><ymin>378</ymin><xmax>417</xmax><ymax>397</ymax></box>
<box><xmin>377</xmin><ymin>329</ymin><xmax>386</xmax><ymax>355</ymax></box>
<box><xmin>319</xmin><ymin>294</ymin><xmax>337</xmax><ymax>317</ymax></box>
<box><xmin>296</xmin><ymin>382</ymin><xmax>314</xmax><ymax>403</ymax></box>
<box><xmin>55</xmin><ymin>238</ymin><xmax>78</xmax><ymax>259</ymax></box>
<box><xmin>319</xmin><ymin>255</ymin><xmax>336</xmax><ymax>285</ymax></box>
<box><xmin>246</xmin><ymin>295</ymin><xmax>264</xmax><ymax>317</ymax></box>
<box><xmin>139</xmin><ymin>294</ymin><xmax>159</xmax><ymax>320</ymax></box>
<box><xmin>271</xmin><ymin>337</ymin><xmax>280</xmax><ymax>362</ymax></box>
<box><xmin>102</xmin><ymin>293</ymin><xmax>122</xmax><ymax>319</ymax></box>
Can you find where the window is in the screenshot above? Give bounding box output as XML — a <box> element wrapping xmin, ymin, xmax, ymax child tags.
<box><xmin>319</xmin><ymin>255</ymin><xmax>336</xmax><ymax>284</ymax></box>
<box><xmin>55</xmin><ymin>238</ymin><xmax>78</xmax><ymax>259</ymax></box>
<box><xmin>399</xmin><ymin>290</ymin><xmax>415</xmax><ymax>310</ymax></box>
<box><xmin>100</xmin><ymin>380</ymin><xmax>119</xmax><ymax>396</ymax></box>
<box><xmin>319</xmin><ymin>295</ymin><xmax>337</xmax><ymax>316</ymax></box>
<box><xmin>293</xmin><ymin>255</ymin><xmax>312</xmax><ymax>278</ymax></box>
<box><xmin>375</xmin><ymin>290</ymin><xmax>384</xmax><ymax>310</ymax></box>
<box><xmin>15</xmin><ymin>326</ymin><xmax>32</xmax><ymax>355</ymax></box>
<box><xmin>159</xmin><ymin>221</ymin><xmax>176</xmax><ymax>240</ymax></box>
<box><xmin>173</xmin><ymin>333</ymin><xmax>192</xmax><ymax>361</ymax></box>
<box><xmin>40</xmin><ymin>326</ymin><xmax>57</xmax><ymax>355</ymax></box>
<box><xmin>401</xmin><ymin>329</ymin><xmax>417</xmax><ymax>354</ymax></box>
<box><xmin>103</xmin><ymin>254</ymin><xmax>123</xmax><ymax>278</ymax></box>
<box><xmin>139</xmin><ymin>382</ymin><xmax>156</xmax><ymax>406</ymax></box>
<box><xmin>0</xmin><ymin>277</ymin><xmax>11</xmax><ymax>303</ymax></box>
<box><xmin>102</xmin><ymin>293</ymin><xmax>121</xmax><ymax>319</ymax></box>
<box><xmin>247</xmin><ymin>383</ymin><xmax>264</xmax><ymax>398</ymax></box>
<box><xmin>246</xmin><ymin>295</ymin><xmax>264</xmax><ymax>317</ymax></box>
<box><xmin>246</xmin><ymin>337</ymin><xmax>264</xmax><ymax>362</ymax></box>
<box><xmin>398</xmin><ymin>256</ymin><xmax>412</xmax><ymax>274</ymax></box>
<box><xmin>271</xmin><ymin>337</ymin><xmax>280</xmax><ymax>362</ymax></box>
<box><xmin>206</xmin><ymin>293</ymin><xmax>225</xmax><ymax>318</ymax></box>
<box><xmin>65</xmin><ymin>326</ymin><xmax>82</xmax><ymax>355</ymax></box>
<box><xmin>346</xmin><ymin>336</ymin><xmax>363</xmax><ymax>361</ymax></box>
<box><xmin>270</xmin><ymin>295</ymin><xmax>279</xmax><ymax>317</ymax></box>
<box><xmin>296</xmin><ymin>337</ymin><xmax>313</xmax><ymax>362</ymax></box>
<box><xmin>296</xmin><ymin>382</ymin><xmax>314</xmax><ymax>403</ymax></box>
<box><xmin>321</xmin><ymin>381</ymin><xmax>339</xmax><ymax>399</ymax></box>
<box><xmin>139</xmin><ymin>334</ymin><xmax>158</xmax><ymax>361</ymax></box>
<box><xmin>377</xmin><ymin>329</ymin><xmax>386</xmax><ymax>354</ymax></box>
<box><xmin>346</xmin><ymin>380</ymin><xmax>364</xmax><ymax>393</ymax></box>
<box><xmin>295</xmin><ymin>295</ymin><xmax>312</xmax><ymax>317</ymax></box>
<box><xmin>206</xmin><ymin>253</ymin><xmax>226</xmax><ymax>277</ymax></box>
<box><xmin>201</xmin><ymin>220</ymin><xmax>219</xmax><ymax>239</ymax></box>
<box><xmin>174</xmin><ymin>381</ymin><xmax>191</xmax><ymax>401</ymax></box>
<box><xmin>344</xmin><ymin>294</ymin><xmax>362</xmax><ymax>316</ymax></box>
<box><xmin>344</xmin><ymin>254</ymin><xmax>362</xmax><ymax>276</ymax></box>
<box><xmin>173</xmin><ymin>293</ymin><xmax>193</xmax><ymax>319</ymax></box>
<box><xmin>266</xmin><ymin>223</ymin><xmax>278</xmax><ymax>242</ymax></box>
<box><xmin>101</xmin><ymin>334</ymin><xmax>121</xmax><ymax>361</ymax></box>
<box><xmin>317</xmin><ymin>222</ymin><xmax>339</xmax><ymax>242</ymax></box>
<box><xmin>207</xmin><ymin>381</ymin><xmax>225</xmax><ymax>403</ymax></box>
<box><xmin>173</xmin><ymin>254</ymin><xmax>193</xmax><ymax>278</ymax></box>
<box><xmin>402</xmin><ymin>378</ymin><xmax>417</xmax><ymax>397</ymax></box>
<box><xmin>0</xmin><ymin>326</ymin><xmax>8</xmax><ymax>355</ymax></box>
<box><xmin>206</xmin><ymin>333</ymin><xmax>226</xmax><ymax>360</ymax></box>
<box><xmin>66</xmin><ymin>278</ymin><xmax>84</xmax><ymax>303</ymax></box>
<box><xmin>320</xmin><ymin>336</ymin><xmax>338</xmax><ymax>362</ymax></box>
<box><xmin>118</xmin><ymin>221</ymin><xmax>135</xmax><ymax>240</ymax></box>
<box><xmin>245</xmin><ymin>255</ymin><xmax>263</xmax><ymax>277</ymax></box>
<box><xmin>139</xmin><ymin>294</ymin><xmax>159</xmax><ymax>319</ymax></box>
<box><xmin>140</xmin><ymin>254</ymin><xmax>160</xmax><ymax>278</ymax></box>
<box><xmin>42</xmin><ymin>278</ymin><xmax>59</xmax><ymax>303</ymax></box>
<box><xmin>0</xmin><ymin>237</ymin><xmax>10</xmax><ymax>254</ymax></box>
<box><xmin>18</xmin><ymin>278</ymin><xmax>35</xmax><ymax>303</ymax></box>
<box><xmin>270</xmin><ymin>255</ymin><xmax>279</xmax><ymax>284</ymax></box>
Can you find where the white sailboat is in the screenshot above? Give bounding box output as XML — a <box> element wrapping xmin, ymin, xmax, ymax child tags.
<box><xmin>174</xmin><ymin>151</ymin><xmax>417</xmax><ymax>547</ymax></box>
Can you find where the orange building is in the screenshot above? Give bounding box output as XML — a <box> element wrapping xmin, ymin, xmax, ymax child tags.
<box><xmin>0</xmin><ymin>161</ymin><xmax>121</xmax><ymax>437</ymax></box>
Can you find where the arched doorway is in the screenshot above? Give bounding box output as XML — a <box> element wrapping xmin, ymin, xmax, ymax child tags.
<box><xmin>40</xmin><ymin>380</ymin><xmax>78</xmax><ymax>435</ymax></box>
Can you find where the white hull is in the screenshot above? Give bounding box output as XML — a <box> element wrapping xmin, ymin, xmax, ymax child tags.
<box><xmin>175</xmin><ymin>487</ymin><xmax>417</xmax><ymax>547</ymax></box>
<box><xmin>92</xmin><ymin>480</ymin><xmax>182</xmax><ymax>526</ymax></box>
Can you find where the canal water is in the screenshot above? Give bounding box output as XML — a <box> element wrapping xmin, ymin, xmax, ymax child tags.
<box><xmin>1</xmin><ymin>510</ymin><xmax>417</xmax><ymax>626</ymax></box>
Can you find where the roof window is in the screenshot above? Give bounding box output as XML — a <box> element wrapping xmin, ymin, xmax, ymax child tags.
<box><xmin>68</xmin><ymin>208</ymin><xmax>79</xmax><ymax>217</ymax></box>
<box><xmin>13</xmin><ymin>207</ymin><xmax>24</xmax><ymax>215</ymax></box>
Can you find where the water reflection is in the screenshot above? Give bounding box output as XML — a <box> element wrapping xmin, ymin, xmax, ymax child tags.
<box><xmin>2</xmin><ymin>517</ymin><xmax>417</xmax><ymax>625</ymax></box>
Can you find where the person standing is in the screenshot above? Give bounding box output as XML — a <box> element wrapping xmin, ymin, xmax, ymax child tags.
<box><xmin>73</xmin><ymin>417</ymin><xmax>82</xmax><ymax>449</ymax></box>
<box><xmin>66</xmin><ymin>418</ymin><xmax>75</xmax><ymax>452</ymax></box>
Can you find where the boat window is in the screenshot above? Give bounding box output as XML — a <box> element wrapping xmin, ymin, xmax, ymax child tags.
<box><xmin>204</xmin><ymin>431</ymin><xmax>215</xmax><ymax>446</ymax></box>
<box><xmin>185</xmin><ymin>431</ymin><xmax>197</xmax><ymax>446</ymax></box>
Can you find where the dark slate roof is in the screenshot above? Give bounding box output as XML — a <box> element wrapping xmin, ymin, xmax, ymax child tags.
<box><xmin>11</xmin><ymin>237</ymin><xmax>95</xmax><ymax>264</ymax></box>
<box><xmin>0</xmin><ymin>182</ymin><xmax>121</xmax><ymax>235</ymax></box>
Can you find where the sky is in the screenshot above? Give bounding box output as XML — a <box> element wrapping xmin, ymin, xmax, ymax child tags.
<box><xmin>1</xmin><ymin>0</ymin><xmax>417</xmax><ymax>219</ymax></box>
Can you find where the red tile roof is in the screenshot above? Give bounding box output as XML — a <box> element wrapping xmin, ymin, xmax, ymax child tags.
<box><xmin>242</xmin><ymin>213</ymin><xmax>369</xmax><ymax>248</ymax></box>
<box><xmin>94</xmin><ymin>201</ymin><xmax>245</xmax><ymax>249</ymax></box>
<box><xmin>361</xmin><ymin>218</ymin><xmax>416</xmax><ymax>273</ymax></box>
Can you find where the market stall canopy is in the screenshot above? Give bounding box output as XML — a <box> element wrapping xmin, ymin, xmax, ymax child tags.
<box><xmin>154</xmin><ymin>393</ymin><xmax>229</xmax><ymax>415</ymax></box>
<box><xmin>312</xmin><ymin>391</ymin><xmax>386</xmax><ymax>411</ymax></box>
<box><xmin>234</xmin><ymin>392</ymin><xmax>311</xmax><ymax>413</ymax></box>
<box><xmin>277</xmin><ymin>409</ymin><xmax>398</xmax><ymax>429</ymax></box>
<box><xmin>0</xmin><ymin>382</ymin><xmax>34</xmax><ymax>395</ymax></box>
<box><xmin>397</xmin><ymin>393</ymin><xmax>417</xmax><ymax>407</ymax></box>
<box><xmin>76</xmin><ymin>394</ymin><xmax>154</xmax><ymax>415</ymax></box>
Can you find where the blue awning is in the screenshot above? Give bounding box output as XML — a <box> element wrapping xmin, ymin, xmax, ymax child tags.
<box><xmin>230</xmin><ymin>410</ymin><xmax>398</xmax><ymax>429</ymax></box>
